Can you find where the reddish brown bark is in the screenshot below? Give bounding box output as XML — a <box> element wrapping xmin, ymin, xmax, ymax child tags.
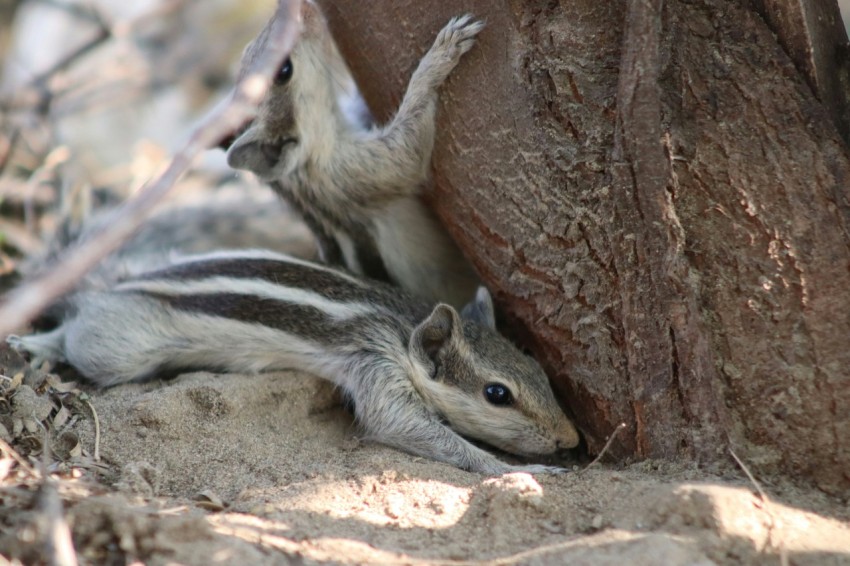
<box><xmin>322</xmin><ymin>0</ymin><xmax>850</xmax><ymax>493</ymax></box>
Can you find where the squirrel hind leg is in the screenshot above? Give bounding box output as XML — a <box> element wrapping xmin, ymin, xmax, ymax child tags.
<box><xmin>6</xmin><ymin>326</ymin><xmax>68</xmax><ymax>368</ymax></box>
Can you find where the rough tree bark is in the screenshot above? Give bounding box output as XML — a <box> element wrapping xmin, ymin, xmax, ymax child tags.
<box><xmin>321</xmin><ymin>0</ymin><xmax>850</xmax><ymax>493</ymax></box>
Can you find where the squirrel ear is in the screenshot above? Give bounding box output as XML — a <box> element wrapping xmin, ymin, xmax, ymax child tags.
<box><xmin>461</xmin><ymin>286</ymin><xmax>496</xmax><ymax>330</ymax></box>
<box><xmin>410</xmin><ymin>304</ymin><xmax>460</xmax><ymax>362</ymax></box>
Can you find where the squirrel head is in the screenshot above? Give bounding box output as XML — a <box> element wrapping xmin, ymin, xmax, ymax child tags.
<box><xmin>219</xmin><ymin>0</ymin><xmax>367</xmax><ymax>179</ymax></box>
<box><xmin>408</xmin><ymin>287</ymin><xmax>580</xmax><ymax>457</ymax></box>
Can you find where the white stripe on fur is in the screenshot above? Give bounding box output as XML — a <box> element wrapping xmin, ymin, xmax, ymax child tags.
<box><xmin>116</xmin><ymin>276</ymin><xmax>371</xmax><ymax>320</ymax></box>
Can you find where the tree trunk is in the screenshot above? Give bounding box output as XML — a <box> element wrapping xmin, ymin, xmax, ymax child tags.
<box><xmin>321</xmin><ymin>0</ymin><xmax>850</xmax><ymax>493</ymax></box>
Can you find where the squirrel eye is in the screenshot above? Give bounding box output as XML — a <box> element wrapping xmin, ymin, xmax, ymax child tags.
<box><xmin>484</xmin><ymin>383</ymin><xmax>513</xmax><ymax>406</ymax></box>
<box><xmin>275</xmin><ymin>58</ymin><xmax>293</xmax><ymax>85</ymax></box>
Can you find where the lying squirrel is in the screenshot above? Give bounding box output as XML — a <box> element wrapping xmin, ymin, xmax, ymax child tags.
<box><xmin>220</xmin><ymin>1</ymin><xmax>481</xmax><ymax>308</ymax></box>
<box><xmin>9</xmin><ymin>251</ymin><xmax>579</xmax><ymax>474</ymax></box>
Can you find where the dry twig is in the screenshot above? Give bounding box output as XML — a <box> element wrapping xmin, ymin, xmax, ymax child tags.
<box><xmin>729</xmin><ymin>447</ymin><xmax>788</xmax><ymax>566</ymax></box>
<box><xmin>2</xmin><ymin>0</ymin><xmax>189</xmax><ymax>115</ymax></box>
<box><xmin>0</xmin><ymin>128</ymin><xmax>20</xmax><ymax>177</ymax></box>
<box><xmin>80</xmin><ymin>397</ymin><xmax>101</xmax><ymax>462</ymax></box>
<box><xmin>0</xmin><ymin>0</ymin><xmax>303</xmax><ymax>336</ymax></box>
<box><xmin>0</xmin><ymin>436</ymin><xmax>38</xmax><ymax>478</ymax></box>
<box><xmin>583</xmin><ymin>422</ymin><xmax>627</xmax><ymax>470</ymax></box>
<box><xmin>39</xmin><ymin>479</ymin><xmax>79</xmax><ymax>566</ymax></box>
<box><xmin>729</xmin><ymin>447</ymin><xmax>769</xmax><ymax>502</ymax></box>
<box><xmin>38</xmin><ymin>433</ymin><xmax>79</xmax><ymax>566</ymax></box>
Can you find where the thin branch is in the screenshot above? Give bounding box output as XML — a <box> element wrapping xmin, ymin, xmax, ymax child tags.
<box><xmin>583</xmin><ymin>422</ymin><xmax>627</xmax><ymax>470</ymax></box>
<box><xmin>729</xmin><ymin>448</ymin><xmax>787</xmax><ymax>565</ymax></box>
<box><xmin>81</xmin><ymin>398</ymin><xmax>100</xmax><ymax>462</ymax></box>
<box><xmin>38</xmin><ymin>433</ymin><xmax>78</xmax><ymax>566</ymax></box>
<box><xmin>30</xmin><ymin>0</ymin><xmax>108</xmax><ymax>27</ymax></box>
<box><xmin>0</xmin><ymin>436</ymin><xmax>38</xmax><ymax>478</ymax></box>
<box><xmin>0</xmin><ymin>128</ymin><xmax>21</xmax><ymax>177</ymax></box>
<box><xmin>2</xmin><ymin>0</ymin><xmax>191</xmax><ymax>116</ymax></box>
<box><xmin>39</xmin><ymin>478</ymin><xmax>78</xmax><ymax>566</ymax></box>
<box><xmin>0</xmin><ymin>4</ymin><xmax>110</xmax><ymax>116</ymax></box>
<box><xmin>31</xmin><ymin>27</ymin><xmax>110</xmax><ymax>91</ymax></box>
<box><xmin>0</xmin><ymin>0</ymin><xmax>303</xmax><ymax>336</ymax></box>
<box><xmin>729</xmin><ymin>447</ymin><xmax>769</xmax><ymax>503</ymax></box>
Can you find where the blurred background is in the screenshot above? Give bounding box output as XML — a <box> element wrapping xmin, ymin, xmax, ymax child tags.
<box><xmin>1</xmin><ymin>0</ymin><xmax>274</xmax><ymax>172</ymax></box>
<box><xmin>0</xmin><ymin>0</ymin><xmax>316</xmax><ymax>292</ymax></box>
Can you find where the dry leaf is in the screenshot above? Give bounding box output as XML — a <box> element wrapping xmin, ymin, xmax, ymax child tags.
<box><xmin>69</xmin><ymin>442</ymin><xmax>82</xmax><ymax>459</ymax></box>
<box><xmin>52</xmin><ymin>431</ymin><xmax>81</xmax><ymax>462</ymax></box>
<box><xmin>22</xmin><ymin>417</ymin><xmax>39</xmax><ymax>434</ymax></box>
<box><xmin>10</xmin><ymin>372</ymin><xmax>23</xmax><ymax>391</ymax></box>
<box><xmin>195</xmin><ymin>490</ymin><xmax>226</xmax><ymax>512</ymax></box>
<box><xmin>50</xmin><ymin>380</ymin><xmax>81</xmax><ymax>394</ymax></box>
<box><xmin>18</xmin><ymin>433</ymin><xmax>42</xmax><ymax>455</ymax></box>
<box><xmin>53</xmin><ymin>406</ymin><xmax>71</xmax><ymax>430</ymax></box>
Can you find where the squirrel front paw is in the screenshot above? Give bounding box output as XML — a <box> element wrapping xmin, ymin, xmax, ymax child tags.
<box><xmin>421</xmin><ymin>15</ymin><xmax>485</xmax><ymax>85</ymax></box>
<box><xmin>433</xmin><ymin>15</ymin><xmax>485</xmax><ymax>62</ymax></box>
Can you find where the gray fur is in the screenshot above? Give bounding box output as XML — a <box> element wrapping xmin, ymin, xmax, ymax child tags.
<box><xmin>222</xmin><ymin>3</ymin><xmax>481</xmax><ymax>308</ymax></box>
<box><xmin>25</xmin><ymin>200</ymin><xmax>317</xmax><ymax>296</ymax></box>
<box><xmin>8</xmin><ymin>252</ymin><xmax>579</xmax><ymax>475</ymax></box>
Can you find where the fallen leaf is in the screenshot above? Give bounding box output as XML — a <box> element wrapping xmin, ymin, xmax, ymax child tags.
<box><xmin>53</xmin><ymin>406</ymin><xmax>71</xmax><ymax>429</ymax></box>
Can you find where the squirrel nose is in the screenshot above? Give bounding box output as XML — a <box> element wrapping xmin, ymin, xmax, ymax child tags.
<box><xmin>555</xmin><ymin>432</ymin><xmax>581</xmax><ymax>451</ymax></box>
<box><xmin>554</xmin><ymin>425</ymin><xmax>581</xmax><ymax>451</ymax></box>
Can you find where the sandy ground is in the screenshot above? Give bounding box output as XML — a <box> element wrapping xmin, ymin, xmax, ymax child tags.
<box><xmin>1</xmin><ymin>344</ymin><xmax>849</xmax><ymax>565</ymax></box>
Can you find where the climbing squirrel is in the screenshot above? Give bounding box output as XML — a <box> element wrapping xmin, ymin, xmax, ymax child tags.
<box><xmin>219</xmin><ymin>2</ymin><xmax>481</xmax><ymax>309</ymax></box>
<box><xmin>8</xmin><ymin>251</ymin><xmax>579</xmax><ymax>474</ymax></box>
